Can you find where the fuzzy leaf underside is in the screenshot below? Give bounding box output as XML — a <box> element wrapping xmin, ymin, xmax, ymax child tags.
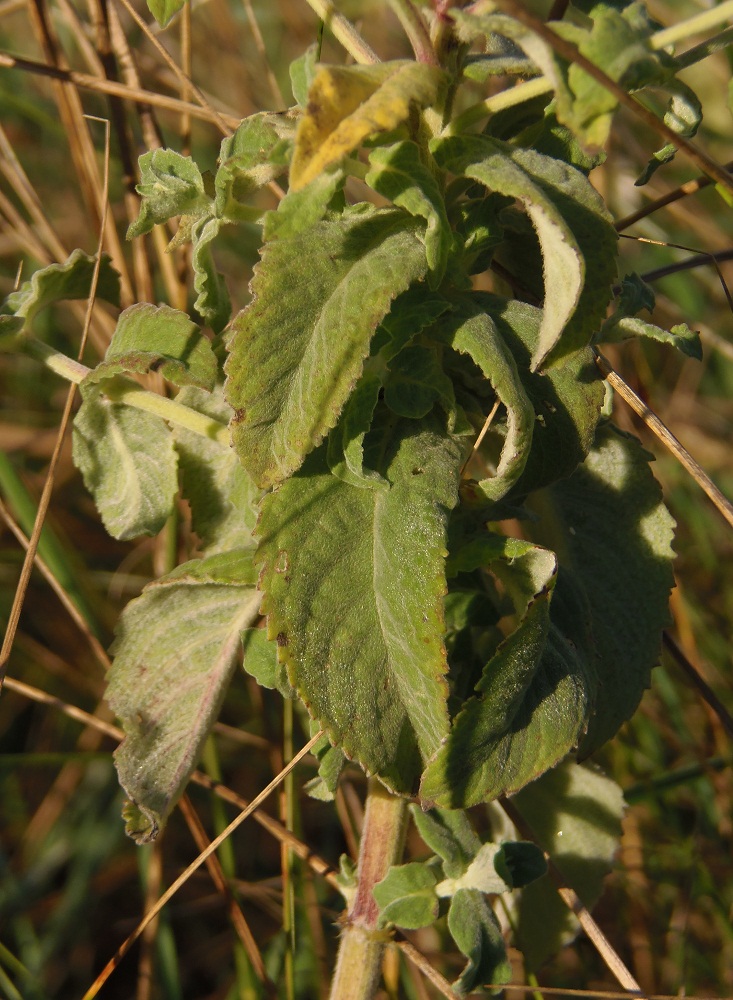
<box><xmin>173</xmin><ymin>385</ymin><xmax>262</xmax><ymax>553</ymax></box>
<box><xmin>256</xmin><ymin>411</ymin><xmax>465</xmax><ymax>795</ymax></box>
<box><xmin>513</xmin><ymin>760</ymin><xmax>625</xmax><ymax>970</ymax></box>
<box><xmin>128</xmin><ymin>149</ymin><xmax>210</xmax><ymax>238</ymax></box>
<box><xmin>83</xmin><ymin>303</ymin><xmax>217</xmax><ymax>390</ymax></box>
<box><xmin>448</xmin><ymin>889</ymin><xmax>511</xmax><ymax>995</ymax></box>
<box><xmin>107</xmin><ymin>551</ymin><xmax>261</xmax><ymax>842</ymax></box>
<box><xmin>290</xmin><ymin>61</ymin><xmax>443</xmax><ymax>190</ymax></box>
<box><xmin>432</xmin><ymin>135</ymin><xmax>584</xmax><ymax>368</ymax></box>
<box><xmin>225</xmin><ymin>208</ymin><xmax>428</xmax><ymax>489</ymax></box>
<box><xmin>546</xmin><ymin>423</ymin><xmax>676</xmax><ymax>754</ymax></box>
<box><xmin>72</xmin><ymin>393</ymin><xmax>178</xmax><ymax>540</ymax></box>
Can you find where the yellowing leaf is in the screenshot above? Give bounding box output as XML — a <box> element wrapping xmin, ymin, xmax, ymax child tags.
<box><xmin>290</xmin><ymin>62</ymin><xmax>443</xmax><ymax>191</ymax></box>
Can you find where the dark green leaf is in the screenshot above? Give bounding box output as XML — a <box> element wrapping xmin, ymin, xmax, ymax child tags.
<box><xmin>410</xmin><ymin>805</ymin><xmax>481</xmax><ymax>879</ymax></box>
<box><xmin>493</xmin><ymin>841</ymin><xmax>547</xmax><ymax>889</ymax></box>
<box><xmin>256</xmin><ymin>411</ymin><xmax>465</xmax><ymax>795</ymax></box>
<box><xmin>384</xmin><ymin>345</ymin><xmax>456</xmax><ymax>423</ymax></box>
<box><xmin>225</xmin><ymin>208</ymin><xmax>428</xmax><ymax>488</ymax></box>
<box><xmin>543</xmin><ymin>423</ymin><xmax>675</xmax><ymax>754</ymax></box>
<box><xmin>448</xmin><ymin>889</ymin><xmax>511</xmax><ymax>995</ymax></box>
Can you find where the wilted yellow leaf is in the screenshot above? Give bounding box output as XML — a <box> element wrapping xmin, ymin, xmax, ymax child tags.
<box><xmin>290</xmin><ymin>61</ymin><xmax>443</xmax><ymax>191</ymax></box>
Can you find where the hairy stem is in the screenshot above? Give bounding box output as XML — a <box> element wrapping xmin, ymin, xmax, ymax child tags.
<box><xmin>386</xmin><ymin>0</ymin><xmax>438</xmax><ymax>65</ymax></box>
<box><xmin>25</xmin><ymin>337</ymin><xmax>230</xmax><ymax>444</ymax></box>
<box><xmin>302</xmin><ymin>0</ymin><xmax>379</xmax><ymax>64</ymax></box>
<box><xmin>329</xmin><ymin>781</ymin><xmax>408</xmax><ymax>1000</ymax></box>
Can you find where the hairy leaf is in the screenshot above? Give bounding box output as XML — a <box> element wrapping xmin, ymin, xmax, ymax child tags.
<box><xmin>128</xmin><ymin>149</ymin><xmax>211</xmax><ymax>239</ymax></box>
<box><xmin>241</xmin><ymin>627</ymin><xmax>291</xmax><ymax>696</ymax></box>
<box><xmin>411</xmin><ymin>805</ymin><xmax>481</xmax><ymax>879</ymax></box>
<box><xmin>225</xmin><ymin>208</ymin><xmax>428</xmax><ymax>488</ymax></box>
<box><xmin>513</xmin><ymin>760</ymin><xmax>625</xmax><ymax>970</ymax></box>
<box><xmin>326</xmin><ymin>370</ymin><xmax>387</xmax><ymax>489</ymax></box>
<box><xmin>107</xmin><ymin>550</ymin><xmax>261</xmax><ymax>841</ymax></box>
<box><xmin>636</xmin><ymin>81</ymin><xmax>702</xmax><ymax>185</ymax></box>
<box><xmin>263</xmin><ymin>169</ymin><xmax>345</xmax><ymax>241</ymax></box>
<box><xmin>543</xmin><ymin>423</ymin><xmax>675</xmax><ymax>753</ymax></box>
<box><xmin>373</xmin><ymin>862</ymin><xmax>440</xmax><ymax>929</ymax></box>
<box><xmin>0</xmin><ymin>250</ymin><xmax>120</xmax><ymax>340</ymax></box>
<box><xmin>432</xmin><ymin>135</ymin><xmax>584</xmax><ymax>367</ymax></box>
<box><xmin>214</xmin><ymin>113</ymin><xmax>293</xmax><ymax>222</ymax></box>
<box><xmin>432</xmin><ymin>298</ymin><xmax>534</xmax><ymax>503</ymax></box>
<box><xmin>173</xmin><ymin>385</ymin><xmax>262</xmax><ymax>553</ymax></box>
<box><xmin>366</xmin><ymin>141</ymin><xmax>453</xmax><ymax>286</ymax></box>
<box><xmin>83</xmin><ymin>303</ymin><xmax>217</xmax><ymax>390</ymax></box>
<box><xmin>73</xmin><ymin>391</ymin><xmax>178</xmax><ymax>540</ymax></box>
<box><xmin>290</xmin><ymin>62</ymin><xmax>443</xmax><ymax>190</ymax></box>
<box><xmin>190</xmin><ymin>215</ymin><xmax>231</xmax><ymax>333</ymax></box>
<box><xmin>448</xmin><ymin>889</ymin><xmax>511</xmax><ymax>995</ymax></box>
<box><xmin>256</xmin><ymin>411</ymin><xmax>465</xmax><ymax>794</ymax></box>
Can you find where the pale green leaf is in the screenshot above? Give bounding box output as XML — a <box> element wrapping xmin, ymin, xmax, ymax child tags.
<box><xmin>241</xmin><ymin>627</ymin><xmax>291</xmax><ymax>696</ymax></box>
<box><xmin>304</xmin><ymin>739</ymin><xmax>346</xmax><ymax>801</ymax></box>
<box><xmin>128</xmin><ymin>149</ymin><xmax>211</xmax><ymax>239</ymax></box>
<box><xmin>366</xmin><ymin>141</ymin><xmax>453</xmax><ymax>286</ymax></box>
<box><xmin>145</xmin><ymin>0</ymin><xmax>185</xmax><ymax>26</ymax></box>
<box><xmin>290</xmin><ymin>44</ymin><xmax>319</xmax><ymax>107</ymax></box>
<box><xmin>373</xmin><ymin>862</ymin><xmax>440</xmax><ymax>929</ymax></box>
<box><xmin>225</xmin><ymin>208</ymin><xmax>428</xmax><ymax>489</ymax></box>
<box><xmin>291</xmin><ymin>62</ymin><xmax>443</xmax><ymax>190</ymax></box>
<box><xmin>636</xmin><ymin>82</ymin><xmax>702</xmax><ymax>185</ymax></box>
<box><xmin>601</xmin><ymin>315</ymin><xmax>702</xmax><ymax>359</ymax></box>
<box><xmin>432</xmin><ymin>135</ymin><xmax>584</xmax><ymax>367</ymax></box>
<box><xmin>107</xmin><ymin>550</ymin><xmax>261</xmax><ymax>842</ymax></box>
<box><xmin>83</xmin><ymin>303</ymin><xmax>217</xmax><ymax>390</ymax></box>
<box><xmin>0</xmin><ymin>250</ymin><xmax>120</xmax><ymax>339</ymax></box>
<box><xmin>544</xmin><ymin>423</ymin><xmax>675</xmax><ymax>754</ymax></box>
<box><xmin>513</xmin><ymin>760</ymin><xmax>625</xmax><ymax>970</ymax></box>
<box><xmin>448</xmin><ymin>889</ymin><xmax>511</xmax><ymax>995</ymax></box>
<box><xmin>190</xmin><ymin>214</ymin><xmax>231</xmax><ymax>333</ymax></box>
<box><xmin>214</xmin><ymin>112</ymin><xmax>293</xmax><ymax>222</ymax></box>
<box><xmin>173</xmin><ymin>385</ymin><xmax>261</xmax><ymax>553</ymax></box>
<box><xmin>72</xmin><ymin>390</ymin><xmax>178</xmax><ymax>540</ymax></box>
<box><xmin>256</xmin><ymin>410</ymin><xmax>465</xmax><ymax>794</ymax></box>
<box><xmin>437</xmin><ymin>843</ymin><xmax>510</xmax><ymax>897</ymax></box>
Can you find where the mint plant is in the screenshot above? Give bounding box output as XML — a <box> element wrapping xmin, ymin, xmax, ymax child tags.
<box><xmin>5</xmin><ymin>0</ymin><xmax>729</xmax><ymax>995</ymax></box>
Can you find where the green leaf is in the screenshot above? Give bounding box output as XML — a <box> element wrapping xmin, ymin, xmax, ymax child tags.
<box><xmin>421</xmin><ymin>561</ymin><xmax>595</xmax><ymax>808</ymax></box>
<box><xmin>214</xmin><ymin>113</ymin><xmax>293</xmax><ymax>223</ymax></box>
<box><xmin>290</xmin><ymin>61</ymin><xmax>444</xmax><ymax>190</ymax></box>
<box><xmin>448</xmin><ymin>889</ymin><xmax>511</xmax><ymax>995</ymax></box>
<box><xmin>493</xmin><ymin>841</ymin><xmax>548</xmax><ymax>889</ymax></box>
<box><xmin>543</xmin><ymin>423</ymin><xmax>675</xmax><ymax>754</ymax></box>
<box><xmin>366</xmin><ymin>141</ymin><xmax>453</xmax><ymax>287</ymax></box>
<box><xmin>173</xmin><ymin>385</ymin><xmax>262</xmax><ymax>554</ymax></box>
<box><xmin>256</xmin><ymin>410</ymin><xmax>465</xmax><ymax>795</ymax></box>
<box><xmin>326</xmin><ymin>369</ymin><xmax>388</xmax><ymax>489</ymax></box>
<box><xmin>145</xmin><ymin>0</ymin><xmax>186</xmax><ymax>26</ymax></box>
<box><xmin>602</xmin><ymin>315</ymin><xmax>702</xmax><ymax>359</ymax></box>
<box><xmin>432</xmin><ymin>135</ymin><xmax>585</xmax><ymax>367</ymax></box>
<box><xmin>290</xmin><ymin>44</ymin><xmax>319</xmax><ymax>107</ymax></box>
<box><xmin>106</xmin><ymin>550</ymin><xmax>261</xmax><ymax>842</ymax></box>
<box><xmin>513</xmin><ymin>760</ymin><xmax>625</xmax><ymax>970</ymax></box>
<box><xmin>384</xmin><ymin>345</ymin><xmax>456</xmax><ymax>424</ymax></box>
<box><xmin>241</xmin><ymin>627</ymin><xmax>291</xmax><ymax>696</ymax></box>
<box><xmin>636</xmin><ymin>82</ymin><xmax>702</xmax><ymax>185</ymax></box>
<box><xmin>225</xmin><ymin>208</ymin><xmax>429</xmax><ymax>489</ymax></box>
<box><xmin>373</xmin><ymin>862</ymin><xmax>440</xmax><ymax>929</ymax></box>
<box><xmin>83</xmin><ymin>303</ymin><xmax>217</xmax><ymax>390</ymax></box>
<box><xmin>0</xmin><ymin>249</ymin><xmax>120</xmax><ymax>341</ymax></box>
<box><xmin>437</xmin><ymin>842</ymin><xmax>514</xmax><ymax>897</ymax></box>
<box><xmin>190</xmin><ymin>215</ymin><xmax>231</xmax><ymax>333</ymax></box>
<box><xmin>127</xmin><ymin>149</ymin><xmax>211</xmax><ymax>239</ymax></box>
<box><xmin>72</xmin><ymin>390</ymin><xmax>178</xmax><ymax>540</ymax></box>
<box><xmin>432</xmin><ymin>298</ymin><xmax>534</xmax><ymax>503</ymax></box>
<box><xmin>470</xmin><ymin>295</ymin><xmax>604</xmax><ymax>497</ymax></box>
<box><xmin>304</xmin><ymin>738</ymin><xmax>346</xmax><ymax>801</ymax></box>
<box><xmin>263</xmin><ymin>169</ymin><xmax>345</xmax><ymax>241</ymax></box>
<box><xmin>410</xmin><ymin>805</ymin><xmax>481</xmax><ymax>879</ymax></box>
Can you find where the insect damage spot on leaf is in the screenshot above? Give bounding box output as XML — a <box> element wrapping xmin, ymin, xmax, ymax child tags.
<box><xmin>276</xmin><ymin>632</ymin><xmax>288</xmax><ymax>647</ymax></box>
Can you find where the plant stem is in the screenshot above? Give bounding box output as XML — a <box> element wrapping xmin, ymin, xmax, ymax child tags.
<box><xmin>329</xmin><ymin>780</ymin><xmax>407</xmax><ymax>1000</ymax></box>
<box><xmin>651</xmin><ymin>0</ymin><xmax>733</xmax><ymax>50</ymax></box>
<box><xmin>302</xmin><ymin>0</ymin><xmax>379</xmax><ymax>64</ymax></box>
<box><xmin>386</xmin><ymin>0</ymin><xmax>438</xmax><ymax>65</ymax></box>
<box><xmin>25</xmin><ymin>337</ymin><xmax>230</xmax><ymax>445</ymax></box>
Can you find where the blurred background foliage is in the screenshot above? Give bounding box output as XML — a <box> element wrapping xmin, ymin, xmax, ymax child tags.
<box><xmin>0</xmin><ymin>0</ymin><xmax>732</xmax><ymax>997</ymax></box>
